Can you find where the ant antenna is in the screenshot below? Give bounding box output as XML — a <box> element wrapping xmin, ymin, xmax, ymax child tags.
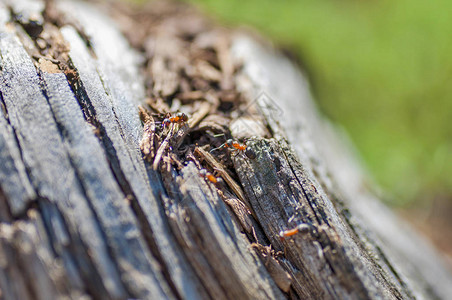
<box><xmin>210</xmin><ymin>142</ymin><xmax>227</xmax><ymax>153</ymax></box>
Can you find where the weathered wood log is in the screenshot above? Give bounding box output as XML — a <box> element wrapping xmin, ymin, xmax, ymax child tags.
<box><xmin>0</xmin><ymin>0</ymin><xmax>450</xmax><ymax>299</ymax></box>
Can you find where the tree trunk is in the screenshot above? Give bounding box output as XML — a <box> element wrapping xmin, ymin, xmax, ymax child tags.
<box><xmin>0</xmin><ymin>0</ymin><xmax>450</xmax><ymax>299</ymax></box>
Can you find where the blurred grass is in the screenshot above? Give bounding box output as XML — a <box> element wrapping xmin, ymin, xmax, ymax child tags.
<box><xmin>182</xmin><ymin>0</ymin><xmax>452</xmax><ymax>206</ymax></box>
<box><xmin>131</xmin><ymin>0</ymin><xmax>451</xmax><ymax>206</ymax></box>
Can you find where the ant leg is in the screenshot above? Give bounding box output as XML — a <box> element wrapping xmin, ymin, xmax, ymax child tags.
<box><xmin>210</xmin><ymin>142</ymin><xmax>226</xmax><ymax>153</ymax></box>
<box><xmin>211</xmin><ymin>168</ymin><xmax>224</xmax><ymax>184</ymax></box>
<box><xmin>212</xmin><ymin>167</ymin><xmax>223</xmax><ymax>177</ymax></box>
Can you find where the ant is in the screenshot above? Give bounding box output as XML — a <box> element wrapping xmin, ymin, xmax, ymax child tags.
<box><xmin>159</xmin><ymin>112</ymin><xmax>189</xmax><ymax>129</ymax></box>
<box><xmin>199</xmin><ymin>169</ymin><xmax>223</xmax><ymax>184</ymax></box>
<box><xmin>279</xmin><ymin>223</ymin><xmax>311</xmax><ymax>241</ymax></box>
<box><xmin>210</xmin><ymin>139</ymin><xmax>256</xmax><ymax>159</ymax></box>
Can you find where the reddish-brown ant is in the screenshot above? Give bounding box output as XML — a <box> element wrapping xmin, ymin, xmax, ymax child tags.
<box><xmin>199</xmin><ymin>169</ymin><xmax>223</xmax><ymax>184</ymax></box>
<box><xmin>210</xmin><ymin>139</ymin><xmax>256</xmax><ymax>159</ymax></box>
<box><xmin>161</xmin><ymin>112</ymin><xmax>189</xmax><ymax>128</ymax></box>
<box><xmin>279</xmin><ymin>223</ymin><xmax>311</xmax><ymax>241</ymax></box>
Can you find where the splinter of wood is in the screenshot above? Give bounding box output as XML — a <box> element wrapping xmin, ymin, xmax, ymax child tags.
<box><xmin>194</xmin><ymin>147</ymin><xmax>256</xmax><ymax>219</ymax></box>
<box><xmin>153</xmin><ymin>124</ymin><xmax>174</xmax><ymax>170</ymax></box>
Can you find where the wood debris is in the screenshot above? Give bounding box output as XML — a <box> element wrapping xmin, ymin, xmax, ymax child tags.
<box><xmin>122</xmin><ymin>1</ymin><xmax>264</xmax><ymax>212</ymax></box>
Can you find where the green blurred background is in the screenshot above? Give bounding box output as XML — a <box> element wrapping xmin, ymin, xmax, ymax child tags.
<box><xmin>131</xmin><ymin>0</ymin><xmax>452</xmax><ymax>208</ymax></box>
<box><xmin>182</xmin><ymin>0</ymin><xmax>452</xmax><ymax>208</ymax></box>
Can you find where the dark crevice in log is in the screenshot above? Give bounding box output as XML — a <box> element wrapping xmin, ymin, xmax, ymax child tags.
<box><xmin>0</xmin><ymin>90</ymin><xmax>19</xmax><ymax>156</ymax></box>
<box><xmin>0</xmin><ymin>186</ymin><xmax>13</xmax><ymax>223</ymax></box>
<box><xmin>65</xmin><ymin>67</ymin><xmax>131</xmax><ymax>197</ymax></box>
<box><xmin>11</xmin><ymin>12</ymin><xmax>43</xmax><ymax>40</ymax></box>
<box><xmin>0</xmin><ymin>90</ymin><xmax>8</xmax><ymax>120</ymax></box>
<box><xmin>64</xmin><ymin>61</ymin><xmax>100</xmax><ymax>129</ymax></box>
<box><xmin>8</xmin><ymin>202</ymin><xmax>41</xmax><ymax>223</ymax></box>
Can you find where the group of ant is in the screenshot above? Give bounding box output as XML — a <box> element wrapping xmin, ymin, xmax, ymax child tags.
<box><xmin>158</xmin><ymin>112</ymin><xmax>255</xmax><ymax>155</ymax></box>
<box><xmin>159</xmin><ymin>113</ymin><xmax>305</xmax><ymax>240</ymax></box>
<box><xmin>158</xmin><ymin>112</ymin><xmax>256</xmax><ymax>180</ymax></box>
